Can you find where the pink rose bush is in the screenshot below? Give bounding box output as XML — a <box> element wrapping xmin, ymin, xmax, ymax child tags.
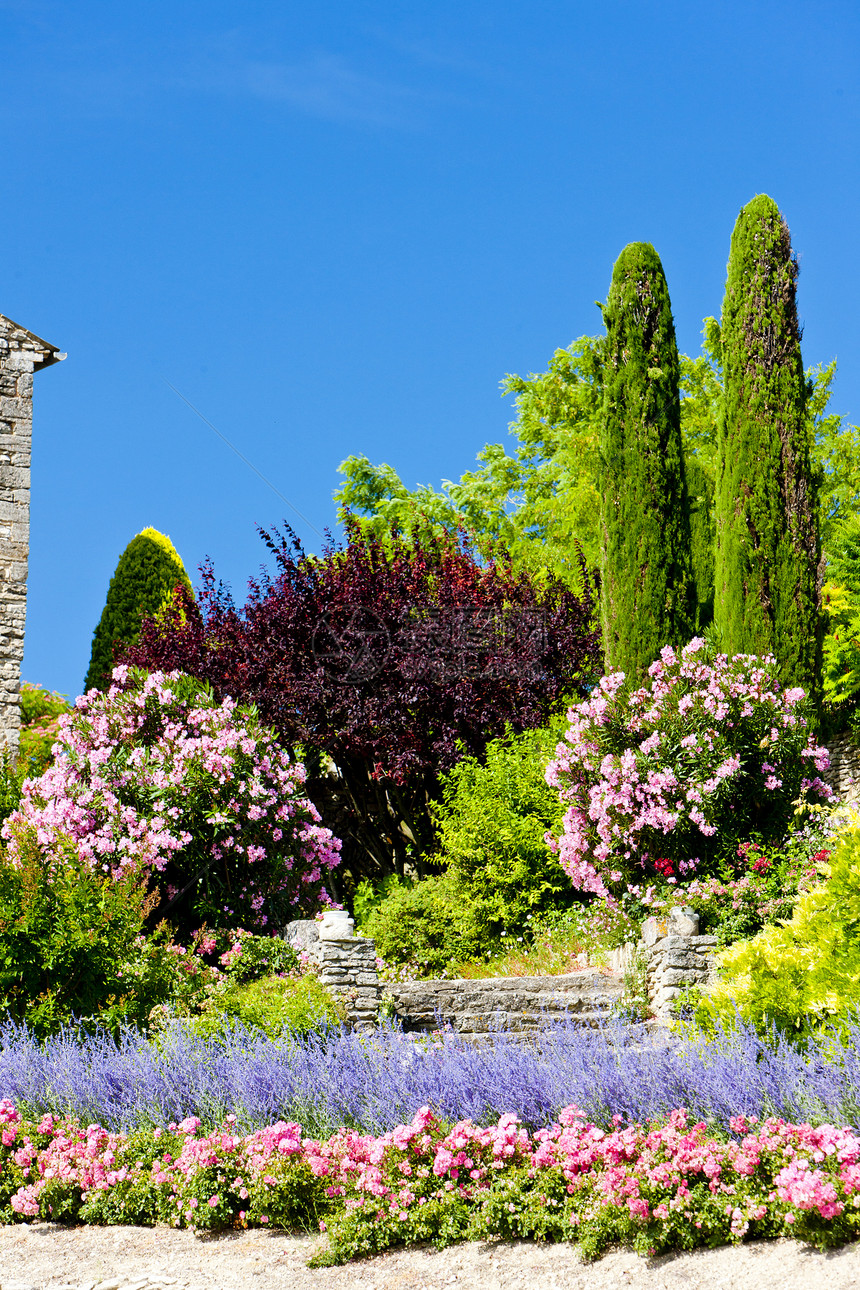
<box><xmin>0</xmin><ymin>1099</ymin><xmax>859</xmax><ymax>1262</ymax></box>
<box><xmin>546</xmin><ymin>639</ymin><xmax>831</xmax><ymax>901</ymax></box>
<box><xmin>2</xmin><ymin>667</ymin><xmax>341</xmax><ymax>935</ymax></box>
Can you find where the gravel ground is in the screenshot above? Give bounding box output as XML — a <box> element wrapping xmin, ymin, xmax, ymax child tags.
<box><xmin>0</xmin><ymin>1226</ymin><xmax>859</xmax><ymax>1290</ymax></box>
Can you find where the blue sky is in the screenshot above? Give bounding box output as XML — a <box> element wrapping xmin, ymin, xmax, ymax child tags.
<box><xmin>2</xmin><ymin>0</ymin><xmax>858</xmax><ymax>698</ymax></box>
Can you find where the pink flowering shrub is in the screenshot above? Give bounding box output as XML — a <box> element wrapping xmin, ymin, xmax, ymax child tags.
<box><xmin>0</xmin><ymin>1099</ymin><xmax>859</xmax><ymax>1262</ymax></box>
<box><xmin>2</xmin><ymin>668</ymin><xmax>341</xmax><ymax>937</ymax></box>
<box><xmin>546</xmin><ymin>639</ymin><xmax>831</xmax><ymax>901</ymax></box>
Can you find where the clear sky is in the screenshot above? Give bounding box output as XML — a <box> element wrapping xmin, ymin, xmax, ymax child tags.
<box><xmin>3</xmin><ymin>0</ymin><xmax>858</xmax><ymax>699</ymax></box>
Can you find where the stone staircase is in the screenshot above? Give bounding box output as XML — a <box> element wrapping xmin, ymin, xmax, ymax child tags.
<box><xmin>383</xmin><ymin>967</ymin><xmax>628</xmax><ymax>1040</ymax></box>
<box><xmin>285</xmin><ymin>911</ymin><xmax>716</xmax><ymax>1036</ymax></box>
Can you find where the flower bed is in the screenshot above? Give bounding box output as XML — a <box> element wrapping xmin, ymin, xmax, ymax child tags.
<box><xmin>3</xmin><ymin>1016</ymin><xmax>860</xmax><ymax>1140</ymax></box>
<box><xmin>0</xmin><ymin>1098</ymin><xmax>859</xmax><ymax>1265</ymax></box>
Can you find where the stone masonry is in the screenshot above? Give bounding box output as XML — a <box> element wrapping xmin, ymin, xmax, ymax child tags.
<box><xmin>285</xmin><ymin>911</ymin><xmax>719</xmax><ymax>1036</ymax></box>
<box><xmin>824</xmin><ymin>734</ymin><xmax>860</xmax><ymax>811</ymax></box>
<box><xmin>0</xmin><ymin>315</ymin><xmax>64</xmax><ymax>751</ymax></box>
<box><xmin>383</xmin><ymin>969</ymin><xmax>625</xmax><ymax>1039</ymax></box>
<box><xmin>284</xmin><ymin>919</ymin><xmax>381</xmax><ymax>1030</ymax></box>
<box><xmin>643</xmin><ymin>906</ymin><xmax>716</xmax><ymax>1021</ymax></box>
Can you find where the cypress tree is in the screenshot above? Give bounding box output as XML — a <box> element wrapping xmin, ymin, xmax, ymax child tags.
<box><xmin>687</xmin><ymin>457</ymin><xmax>715</xmax><ymax>630</ymax></box>
<box><xmin>85</xmin><ymin>528</ymin><xmax>193</xmax><ymax>693</ymax></box>
<box><xmin>599</xmin><ymin>242</ymin><xmax>695</xmax><ymax>675</ymax></box>
<box><xmin>714</xmin><ymin>195</ymin><xmax>821</xmax><ymax>691</ymax></box>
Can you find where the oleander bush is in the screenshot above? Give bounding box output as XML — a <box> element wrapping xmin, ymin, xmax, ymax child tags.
<box><xmin>547</xmin><ymin>638</ymin><xmax>831</xmax><ymax>907</ymax></box>
<box><xmin>0</xmin><ymin>684</ymin><xmax>74</xmax><ymax>837</ymax></box>
<box><xmin>18</xmin><ymin>682</ymin><xmax>72</xmax><ymax>779</ymax></box>
<box><xmin>681</xmin><ymin>814</ymin><xmax>836</xmax><ymax>947</ymax></box>
<box><xmin>2</xmin><ymin>667</ymin><xmax>341</xmax><ymax>939</ymax></box>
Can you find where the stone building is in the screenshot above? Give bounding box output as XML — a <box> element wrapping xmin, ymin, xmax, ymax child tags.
<box><xmin>0</xmin><ymin>315</ymin><xmax>64</xmax><ymax>750</ymax></box>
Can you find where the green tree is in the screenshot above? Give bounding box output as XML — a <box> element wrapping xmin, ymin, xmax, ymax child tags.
<box><xmin>337</xmin><ymin>328</ymin><xmax>852</xmax><ymax>605</ymax></box>
<box><xmin>714</xmin><ymin>195</ymin><xmax>821</xmax><ymax>692</ymax></box>
<box><xmin>85</xmin><ymin>528</ymin><xmax>193</xmax><ymax>693</ymax></box>
<box><xmin>337</xmin><ymin>334</ymin><xmax>716</xmax><ymax>594</ymax></box>
<box><xmin>599</xmin><ymin>243</ymin><xmax>695</xmax><ymax>674</ymax></box>
<box><xmin>335</xmin><ymin>338</ymin><xmax>604</xmax><ymax>589</ymax></box>
<box><xmin>687</xmin><ymin>457</ymin><xmax>715</xmax><ymax>629</ymax></box>
<box><xmin>812</xmin><ymin>359</ymin><xmax>860</xmax><ymax>551</ymax></box>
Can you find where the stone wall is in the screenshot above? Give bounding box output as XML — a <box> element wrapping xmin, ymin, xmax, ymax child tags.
<box><xmin>0</xmin><ymin>316</ymin><xmax>63</xmax><ymax>750</ymax></box>
<box><xmin>825</xmin><ymin>734</ymin><xmax>860</xmax><ymax>810</ymax></box>
<box><xmin>284</xmin><ymin>920</ymin><xmax>380</xmax><ymax>1030</ymax></box>
<box><xmin>383</xmin><ymin>969</ymin><xmax>624</xmax><ymax>1039</ymax></box>
<box><xmin>285</xmin><ymin>909</ymin><xmax>718</xmax><ymax>1036</ymax></box>
<box><xmin>642</xmin><ymin>907</ymin><xmax>716</xmax><ymax>1021</ymax></box>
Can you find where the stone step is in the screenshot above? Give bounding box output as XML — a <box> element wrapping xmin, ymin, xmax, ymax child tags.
<box><xmin>384</xmin><ymin>969</ymin><xmax>628</xmax><ymax>1036</ymax></box>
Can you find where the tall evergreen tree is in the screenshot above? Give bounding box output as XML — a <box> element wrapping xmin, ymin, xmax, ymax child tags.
<box><xmin>687</xmin><ymin>457</ymin><xmax>715</xmax><ymax>630</ymax></box>
<box><xmin>85</xmin><ymin>528</ymin><xmax>193</xmax><ymax>693</ymax></box>
<box><xmin>599</xmin><ymin>242</ymin><xmax>695</xmax><ymax>675</ymax></box>
<box><xmin>714</xmin><ymin>195</ymin><xmax>821</xmax><ymax>692</ymax></box>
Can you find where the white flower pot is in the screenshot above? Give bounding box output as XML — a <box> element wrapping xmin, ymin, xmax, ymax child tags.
<box><xmin>318</xmin><ymin>910</ymin><xmax>355</xmax><ymax>940</ymax></box>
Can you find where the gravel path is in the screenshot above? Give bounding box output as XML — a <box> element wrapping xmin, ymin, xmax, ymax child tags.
<box><xmin>0</xmin><ymin>1226</ymin><xmax>859</xmax><ymax>1290</ymax></box>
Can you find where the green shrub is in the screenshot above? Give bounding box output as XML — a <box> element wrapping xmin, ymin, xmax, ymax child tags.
<box><xmin>363</xmin><ymin>724</ymin><xmax>591</xmax><ymax>977</ymax></box>
<box><xmin>0</xmin><ymin>686</ymin><xmax>74</xmax><ymax>835</ymax></box>
<box><xmin>0</xmin><ymin>757</ymin><xmax>22</xmax><ymax>836</ymax></box>
<box><xmin>85</xmin><ymin>528</ymin><xmax>193</xmax><ymax>693</ymax></box>
<box><xmin>693</xmin><ymin>822</ymin><xmax>860</xmax><ymax>1038</ymax></box>
<box><xmin>192</xmin><ymin>972</ymin><xmax>341</xmax><ymax>1039</ymax></box>
<box><xmin>0</xmin><ymin>828</ymin><xmax>159</xmax><ymax>1037</ymax></box>
<box><xmin>434</xmin><ymin>723</ymin><xmax>573</xmax><ymax>943</ymax></box>
<box><xmin>363</xmin><ymin>874</ymin><xmax>476</xmax><ymax>978</ymax></box>
<box><xmin>0</xmin><ymin>812</ymin><xmax>337</xmax><ymax>1038</ymax></box>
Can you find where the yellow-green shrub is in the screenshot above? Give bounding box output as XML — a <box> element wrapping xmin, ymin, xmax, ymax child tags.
<box><xmin>695</xmin><ymin>821</ymin><xmax>860</xmax><ymax>1037</ymax></box>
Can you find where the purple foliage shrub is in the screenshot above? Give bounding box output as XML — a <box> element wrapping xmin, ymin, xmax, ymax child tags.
<box><xmin>124</xmin><ymin>523</ymin><xmax>601</xmax><ymax>885</ymax></box>
<box><xmin>2</xmin><ymin>667</ymin><xmax>341</xmax><ymax>936</ymax></box>
<box><xmin>546</xmin><ymin>638</ymin><xmax>832</xmax><ymax>901</ymax></box>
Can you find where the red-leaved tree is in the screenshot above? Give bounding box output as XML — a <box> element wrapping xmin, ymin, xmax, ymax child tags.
<box><xmin>126</xmin><ymin>523</ymin><xmax>600</xmax><ymax>889</ymax></box>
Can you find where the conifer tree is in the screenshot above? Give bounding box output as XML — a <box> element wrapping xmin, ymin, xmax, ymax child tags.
<box><xmin>85</xmin><ymin>528</ymin><xmax>193</xmax><ymax>693</ymax></box>
<box><xmin>714</xmin><ymin>195</ymin><xmax>821</xmax><ymax>691</ymax></box>
<box><xmin>687</xmin><ymin>457</ymin><xmax>715</xmax><ymax>630</ymax></box>
<box><xmin>599</xmin><ymin>242</ymin><xmax>695</xmax><ymax>675</ymax></box>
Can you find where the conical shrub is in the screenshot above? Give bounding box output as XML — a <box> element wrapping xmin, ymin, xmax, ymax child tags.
<box><xmin>85</xmin><ymin>528</ymin><xmax>193</xmax><ymax>693</ymax></box>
